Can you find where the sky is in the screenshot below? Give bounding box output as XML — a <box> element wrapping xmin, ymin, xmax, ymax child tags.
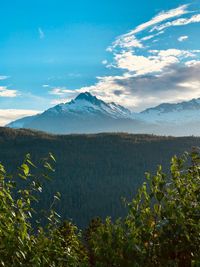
<box><xmin>0</xmin><ymin>0</ymin><xmax>200</xmax><ymax>125</ymax></box>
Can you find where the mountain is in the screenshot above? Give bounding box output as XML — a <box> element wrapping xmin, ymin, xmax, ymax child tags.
<box><xmin>137</xmin><ymin>98</ymin><xmax>200</xmax><ymax>123</ymax></box>
<box><xmin>44</xmin><ymin>92</ymin><xmax>132</xmax><ymax>119</ymax></box>
<box><xmin>7</xmin><ymin>93</ymin><xmax>200</xmax><ymax>136</ymax></box>
<box><xmin>7</xmin><ymin>92</ymin><xmax>138</xmax><ymax>134</ymax></box>
<box><xmin>8</xmin><ymin>114</ymin><xmax>40</xmax><ymax>128</ymax></box>
<box><xmin>135</xmin><ymin>98</ymin><xmax>200</xmax><ymax>135</ymax></box>
<box><xmin>1</xmin><ymin>127</ymin><xmax>200</xmax><ymax>227</ymax></box>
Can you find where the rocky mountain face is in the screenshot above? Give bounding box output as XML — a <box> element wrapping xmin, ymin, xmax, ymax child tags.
<box><xmin>7</xmin><ymin>92</ymin><xmax>136</xmax><ymax>134</ymax></box>
<box><xmin>137</xmin><ymin>98</ymin><xmax>200</xmax><ymax>122</ymax></box>
<box><xmin>7</xmin><ymin>93</ymin><xmax>200</xmax><ymax>136</ymax></box>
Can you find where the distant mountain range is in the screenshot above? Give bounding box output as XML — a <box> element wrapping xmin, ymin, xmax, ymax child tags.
<box><xmin>7</xmin><ymin>92</ymin><xmax>200</xmax><ymax>136</ymax></box>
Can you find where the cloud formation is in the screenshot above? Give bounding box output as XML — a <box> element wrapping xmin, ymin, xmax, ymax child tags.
<box><xmin>38</xmin><ymin>27</ymin><xmax>45</xmax><ymax>39</ymax></box>
<box><xmin>50</xmin><ymin>61</ymin><xmax>200</xmax><ymax>111</ymax></box>
<box><xmin>178</xmin><ymin>35</ymin><xmax>188</xmax><ymax>42</ymax></box>
<box><xmin>50</xmin><ymin>4</ymin><xmax>200</xmax><ymax>111</ymax></box>
<box><xmin>108</xmin><ymin>5</ymin><xmax>188</xmax><ymax>51</ymax></box>
<box><xmin>0</xmin><ymin>109</ymin><xmax>40</xmax><ymax>126</ymax></box>
<box><xmin>0</xmin><ymin>86</ymin><xmax>18</xmax><ymax>97</ymax></box>
<box><xmin>0</xmin><ymin>76</ymin><xmax>9</xmax><ymax>80</ymax></box>
<box><xmin>128</xmin><ymin>4</ymin><xmax>188</xmax><ymax>34</ymax></box>
<box><xmin>113</xmin><ymin>49</ymin><xmax>195</xmax><ymax>75</ymax></box>
<box><xmin>151</xmin><ymin>14</ymin><xmax>200</xmax><ymax>32</ymax></box>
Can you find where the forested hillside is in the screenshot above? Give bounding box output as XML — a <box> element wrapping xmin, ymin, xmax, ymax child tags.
<box><xmin>0</xmin><ymin>127</ymin><xmax>200</xmax><ymax>227</ymax></box>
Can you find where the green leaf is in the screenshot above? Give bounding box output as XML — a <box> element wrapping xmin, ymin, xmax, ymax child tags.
<box><xmin>21</xmin><ymin>163</ymin><xmax>29</xmax><ymax>176</ymax></box>
<box><xmin>44</xmin><ymin>162</ymin><xmax>55</xmax><ymax>172</ymax></box>
<box><xmin>154</xmin><ymin>204</ymin><xmax>160</xmax><ymax>213</ymax></box>
<box><xmin>49</xmin><ymin>152</ymin><xmax>56</xmax><ymax>162</ymax></box>
<box><xmin>27</xmin><ymin>159</ymin><xmax>36</xmax><ymax>168</ymax></box>
<box><xmin>54</xmin><ymin>192</ymin><xmax>61</xmax><ymax>201</ymax></box>
<box><xmin>156</xmin><ymin>191</ymin><xmax>164</xmax><ymax>202</ymax></box>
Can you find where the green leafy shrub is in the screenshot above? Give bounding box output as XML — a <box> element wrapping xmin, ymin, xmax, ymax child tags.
<box><xmin>0</xmin><ymin>150</ymin><xmax>199</xmax><ymax>266</ymax></box>
<box><xmin>86</xmin><ymin>150</ymin><xmax>200</xmax><ymax>267</ymax></box>
<box><xmin>0</xmin><ymin>153</ymin><xmax>88</xmax><ymax>267</ymax></box>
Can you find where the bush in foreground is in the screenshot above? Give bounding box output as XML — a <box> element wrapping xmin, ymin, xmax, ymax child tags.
<box><xmin>0</xmin><ymin>151</ymin><xmax>199</xmax><ymax>266</ymax></box>
<box><xmin>0</xmin><ymin>154</ymin><xmax>88</xmax><ymax>267</ymax></box>
<box><xmin>86</xmin><ymin>150</ymin><xmax>200</xmax><ymax>266</ymax></box>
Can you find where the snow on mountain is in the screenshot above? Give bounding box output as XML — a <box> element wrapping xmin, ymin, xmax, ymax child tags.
<box><xmin>44</xmin><ymin>92</ymin><xmax>132</xmax><ymax>119</ymax></box>
<box><xmin>6</xmin><ymin>92</ymin><xmax>134</xmax><ymax>134</ymax></box>
<box><xmin>6</xmin><ymin>93</ymin><xmax>200</xmax><ymax>136</ymax></box>
<box><xmin>137</xmin><ymin>98</ymin><xmax>200</xmax><ymax>124</ymax></box>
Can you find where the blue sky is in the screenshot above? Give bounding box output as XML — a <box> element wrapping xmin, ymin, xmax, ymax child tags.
<box><xmin>0</xmin><ymin>0</ymin><xmax>200</xmax><ymax>125</ymax></box>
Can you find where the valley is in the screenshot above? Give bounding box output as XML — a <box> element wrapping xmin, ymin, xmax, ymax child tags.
<box><xmin>1</xmin><ymin>127</ymin><xmax>200</xmax><ymax>227</ymax></box>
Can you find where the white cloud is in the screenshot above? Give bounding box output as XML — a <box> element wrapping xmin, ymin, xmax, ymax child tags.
<box><xmin>152</xmin><ymin>14</ymin><xmax>200</xmax><ymax>32</ymax></box>
<box><xmin>50</xmin><ymin>61</ymin><xmax>200</xmax><ymax>111</ymax></box>
<box><xmin>129</xmin><ymin>5</ymin><xmax>188</xmax><ymax>35</ymax></box>
<box><xmin>99</xmin><ymin>6</ymin><xmax>200</xmax><ymax>109</ymax></box>
<box><xmin>51</xmin><ymin>5</ymin><xmax>200</xmax><ymax>112</ymax></box>
<box><xmin>42</xmin><ymin>84</ymin><xmax>50</xmax><ymax>88</ymax></box>
<box><xmin>185</xmin><ymin>60</ymin><xmax>200</xmax><ymax>66</ymax></box>
<box><xmin>114</xmin><ymin>49</ymin><xmax>195</xmax><ymax>75</ymax></box>
<box><xmin>113</xmin><ymin>35</ymin><xmax>143</xmax><ymax>49</ymax></box>
<box><xmin>109</xmin><ymin>5</ymin><xmax>188</xmax><ymax>51</ymax></box>
<box><xmin>51</xmin><ymin>60</ymin><xmax>200</xmax><ymax>113</ymax></box>
<box><xmin>178</xmin><ymin>80</ymin><xmax>200</xmax><ymax>90</ymax></box>
<box><xmin>104</xmin><ymin>4</ymin><xmax>200</xmax><ymax>89</ymax></box>
<box><xmin>0</xmin><ymin>109</ymin><xmax>40</xmax><ymax>126</ymax></box>
<box><xmin>114</xmin><ymin>51</ymin><xmax>176</xmax><ymax>74</ymax></box>
<box><xmin>178</xmin><ymin>35</ymin><xmax>188</xmax><ymax>42</ymax></box>
<box><xmin>51</xmin><ymin>98</ymin><xmax>73</xmax><ymax>105</ymax></box>
<box><xmin>0</xmin><ymin>76</ymin><xmax>9</xmax><ymax>80</ymax></box>
<box><xmin>50</xmin><ymin>75</ymin><xmax>133</xmax><ymax>106</ymax></box>
<box><xmin>141</xmin><ymin>31</ymin><xmax>164</xmax><ymax>41</ymax></box>
<box><xmin>89</xmin><ymin>62</ymin><xmax>200</xmax><ymax>110</ymax></box>
<box><xmin>151</xmin><ymin>49</ymin><xmax>194</xmax><ymax>57</ymax></box>
<box><xmin>38</xmin><ymin>27</ymin><xmax>45</xmax><ymax>39</ymax></box>
<box><xmin>102</xmin><ymin>60</ymin><xmax>108</xmax><ymax>65</ymax></box>
<box><xmin>49</xmin><ymin>87</ymin><xmax>75</xmax><ymax>96</ymax></box>
<box><xmin>0</xmin><ymin>86</ymin><xmax>18</xmax><ymax>97</ymax></box>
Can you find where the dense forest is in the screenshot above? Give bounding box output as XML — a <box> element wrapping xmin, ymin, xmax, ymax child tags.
<box><xmin>0</xmin><ymin>148</ymin><xmax>199</xmax><ymax>266</ymax></box>
<box><xmin>0</xmin><ymin>127</ymin><xmax>200</xmax><ymax>227</ymax></box>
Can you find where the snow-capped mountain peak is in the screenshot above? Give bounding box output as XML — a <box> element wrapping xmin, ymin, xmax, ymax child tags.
<box><xmin>137</xmin><ymin>97</ymin><xmax>200</xmax><ymax>124</ymax></box>
<box><xmin>141</xmin><ymin>98</ymin><xmax>200</xmax><ymax>115</ymax></box>
<box><xmin>6</xmin><ymin>92</ymin><xmax>134</xmax><ymax>133</ymax></box>
<box><xmin>46</xmin><ymin>92</ymin><xmax>132</xmax><ymax>119</ymax></box>
<box><xmin>75</xmin><ymin>92</ymin><xmax>99</xmax><ymax>103</ymax></box>
<box><xmin>7</xmin><ymin>93</ymin><xmax>200</xmax><ymax>136</ymax></box>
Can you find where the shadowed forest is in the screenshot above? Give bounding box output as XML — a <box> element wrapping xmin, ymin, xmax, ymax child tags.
<box><xmin>0</xmin><ymin>127</ymin><xmax>200</xmax><ymax>227</ymax></box>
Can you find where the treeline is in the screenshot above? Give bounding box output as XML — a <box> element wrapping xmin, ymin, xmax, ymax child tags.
<box><xmin>0</xmin><ymin>150</ymin><xmax>199</xmax><ymax>266</ymax></box>
<box><xmin>0</xmin><ymin>127</ymin><xmax>200</xmax><ymax>227</ymax></box>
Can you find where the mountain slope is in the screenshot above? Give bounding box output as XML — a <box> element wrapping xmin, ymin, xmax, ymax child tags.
<box><xmin>7</xmin><ymin>93</ymin><xmax>200</xmax><ymax>136</ymax></box>
<box><xmin>7</xmin><ymin>114</ymin><xmax>40</xmax><ymax>128</ymax></box>
<box><xmin>7</xmin><ymin>92</ymin><xmax>137</xmax><ymax>134</ymax></box>
<box><xmin>43</xmin><ymin>92</ymin><xmax>133</xmax><ymax>121</ymax></box>
<box><xmin>134</xmin><ymin>98</ymin><xmax>200</xmax><ymax>135</ymax></box>
<box><xmin>138</xmin><ymin>98</ymin><xmax>200</xmax><ymax>123</ymax></box>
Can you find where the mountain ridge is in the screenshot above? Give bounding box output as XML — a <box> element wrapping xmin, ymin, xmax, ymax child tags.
<box><xmin>6</xmin><ymin>92</ymin><xmax>200</xmax><ymax>136</ymax></box>
<box><xmin>141</xmin><ymin>98</ymin><xmax>200</xmax><ymax>114</ymax></box>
